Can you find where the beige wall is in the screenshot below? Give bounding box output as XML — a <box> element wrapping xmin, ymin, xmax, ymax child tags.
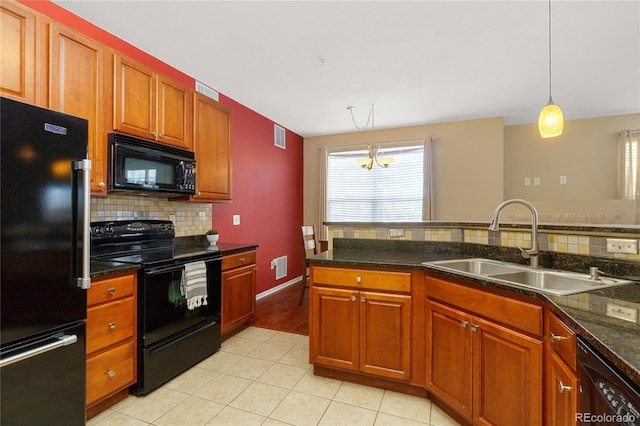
<box><xmin>303</xmin><ymin>117</ymin><xmax>504</xmax><ymax>231</ymax></box>
<box><xmin>504</xmin><ymin>113</ymin><xmax>640</xmax><ymax>224</ymax></box>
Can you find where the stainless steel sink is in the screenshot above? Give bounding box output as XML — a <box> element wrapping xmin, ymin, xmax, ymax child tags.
<box><xmin>424</xmin><ymin>258</ymin><xmax>524</xmax><ymax>275</ymax></box>
<box><xmin>423</xmin><ymin>258</ymin><xmax>635</xmax><ymax>295</ymax></box>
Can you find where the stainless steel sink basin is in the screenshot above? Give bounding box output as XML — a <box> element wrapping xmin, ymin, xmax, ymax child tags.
<box><xmin>424</xmin><ymin>258</ymin><xmax>524</xmax><ymax>275</ymax></box>
<box><xmin>423</xmin><ymin>258</ymin><xmax>635</xmax><ymax>295</ymax></box>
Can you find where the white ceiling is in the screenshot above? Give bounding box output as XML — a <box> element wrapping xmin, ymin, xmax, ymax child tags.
<box><xmin>53</xmin><ymin>0</ymin><xmax>640</xmax><ymax>137</ymax></box>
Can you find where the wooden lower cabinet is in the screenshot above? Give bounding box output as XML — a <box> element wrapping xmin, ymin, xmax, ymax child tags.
<box><xmin>309</xmin><ymin>266</ymin><xmax>412</xmax><ymax>382</ymax></box>
<box><xmin>425</xmin><ymin>275</ymin><xmax>543</xmax><ymax>426</ymax></box>
<box><xmin>221</xmin><ymin>250</ymin><xmax>256</xmax><ymax>337</ymax></box>
<box><xmin>545</xmin><ymin>312</ymin><xmax>578</xmax><ymax>426</ymax></box>
<box><xmin>86</xmin><ymin>271</ymin><xmax>137</xmax><ymax>419</ymax></box>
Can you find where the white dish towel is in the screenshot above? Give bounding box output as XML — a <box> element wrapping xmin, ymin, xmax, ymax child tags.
<box><xmin>181</xmin><ymin>261</ymin><xmax>208</xmax><ymax>310</ymax></box>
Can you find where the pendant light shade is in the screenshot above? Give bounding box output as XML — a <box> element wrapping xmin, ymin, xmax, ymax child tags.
<box><xmin>538</xmin><ymin>96</ymin><xmax>564</xmax><ymax>138</ymax></box>
<box><xmin>539</xmin><ymin>0</ymin><xmax>564</xmax><ymax>138</ymax></box>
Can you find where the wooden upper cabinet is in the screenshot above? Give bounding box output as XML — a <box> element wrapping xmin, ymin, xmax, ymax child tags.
<box><xmin>113</xmin><ymin>54</ymin><xmax>192</xmax><ymax>150</ymax></box>
<box><xmin>48</xmin><ymin>22</ymin><xmax>109</xmax><ymax>195</ymax></box>
<box><xmin>0</xmin><ymin>1</ymin><xmax>40</xmax><ymax>104</ymax></box>
<box><xmin>157</xmin><ymin>75</ymin><xmax>192</xmax><ymax>149</ymax></box>
<box><xmin>191</xmin><ymin>93</ymin><xmax>232</xmax><ymax>201</ymax></box>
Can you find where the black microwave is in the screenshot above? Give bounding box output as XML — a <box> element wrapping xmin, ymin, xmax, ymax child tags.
<box><xmin>108</xmin><ymin>133</ymin><xmax>196</xmax><ymax>196</ymax></box>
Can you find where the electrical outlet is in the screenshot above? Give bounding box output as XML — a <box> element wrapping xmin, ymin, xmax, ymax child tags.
<box><xmin>389</xmin><ymin>228</ymin><xmax>405</xmax><ymax>238</ymax></box>
<box><xmin>233</xmin><ymin>215</ymin><xmax>240</xmax><ymax>225</ymax></box>
<box><xmin>606</xmin><ymin>303</ymin><xmax>638</xmax><ymax>322</ymax></box>
<box><xmin>270</xmin><ymin>259</ymin><xmax>276</xmax><ymax>270</ymax></box>
<box><xmin>606</xmin><ymin>238</ymin><xmax>639</xmax><ymax>254</ymax></box>
<box><xmin>169</xmin><ymin>214</ymin><xmax>176</xmax><ymax>224</ymax></box>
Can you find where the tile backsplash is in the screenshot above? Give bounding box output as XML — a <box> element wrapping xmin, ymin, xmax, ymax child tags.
<box><xmin>91</xmin><ymin>193</ymin><xmax>212</xmax><ymax>236</ymax></box>
<box><xmin>328</xmin><ymin>224</ymin><xmax>640</xmax><ymax>262</ymax></box>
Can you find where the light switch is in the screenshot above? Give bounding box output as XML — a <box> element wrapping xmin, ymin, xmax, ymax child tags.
<box><xmin>524</xmin><ymin>178</ymin><xmax>531</xmax><ymax>186</ymax></box>
<box><xmin>533</xmin><ymin>177</ymin><xmax>541</xmax><ymax>186</ymax></box>
<box><xmin>560</xmin><ymin>176</ymin><xmax>567</xmax><ymax>184</ymax></box>
<box><xmin>233</xmin><ymin>215</ymin><xmax>240</xmax><ymax>225</ymax></box>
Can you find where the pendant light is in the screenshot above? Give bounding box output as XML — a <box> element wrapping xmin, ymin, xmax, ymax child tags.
<box><xmin>538</xmin><ymin>0</ymin><xmax>564</xmax><ymax>138</ymax></box>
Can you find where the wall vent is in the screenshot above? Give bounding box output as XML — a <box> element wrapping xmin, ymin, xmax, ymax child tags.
<box><xmin>274</xmin><ymin>124</ymin><xmax>286</xmax><ymax>149</ymax></box>
<box><xmin>274</xmin><ymin>255</ymin><xmax>287</xmax><ymax>279</ymax></box>
<box><xmin>195</xmin><ymin>80</ymin><xmax>219</xmax><ymax>101</ymax></box>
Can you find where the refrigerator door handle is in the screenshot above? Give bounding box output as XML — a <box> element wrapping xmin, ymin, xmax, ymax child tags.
<box><xmin>72</xmin><ymin>159</ymin><xmax>92</xmax><ymax>289</ymax></box>
<box><xmin>0</xmin><ymin>334</ymin><xmax>78</xmax><ymax>368</ymax></box>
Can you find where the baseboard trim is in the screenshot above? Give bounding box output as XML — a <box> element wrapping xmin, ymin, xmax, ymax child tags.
<box><xmin>256</xmin><ymin>276</ymin><xmax>303</xmax><ymax>300</ymax></box>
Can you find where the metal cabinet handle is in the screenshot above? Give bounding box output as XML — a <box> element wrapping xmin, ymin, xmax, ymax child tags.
<box><xmin>159</xmin><ymin>133</ymin><xmax>164</xmax><ymax>139</ymax></box>
<box><xmin>550</xmin><ymin>332</ymin><xmax>569</xmax><ymax>342</ymax></box>
<box><xmin>360</xmin><ymin>296</ymin><xmax>365</xmax><ymax>302</ymax></box>
<box><xmin>350</xmin><ymin>295</ymin><xmax>356</xmax><ymax>302</ymax></box>
<box><xmin>460</xmin><ymin>320</ymin><xmax>468</xmax><ymax>328</ymax></box>
<box><xmin>108</xmin><ymin>322</ymin><xmax>117</xmax><ymax>330</ymax></box>
<box><xmin>471</xmin><ymin>324</ymin><xmax>478</xmax><ymax>332</ymax></box>
<box><xmin>108</xmin><ymin>287</ymin><xmax>116</xmax><ymax>295</ymax></box>
<box><xmin>355</xmin><ymin>276</ymin><xmax>362</xmax><ymax>283</ymax></box>
<box><xmin>558</xmin><ymin>380</ymin><xmax>572</xmax><ymax>393</ymax></box>
<box><xmin>151</xmin><ymin>131</ymin><xmax>157</xmax><ymax>137</ymax></box>
<box><xmin>239</xmin><ymin>257</ymin><xmax>245</xmax><ymax>263</ymax></box>
<box><xmin>99</xmin><ymin>182</ymin><xmax>106</xmax><ymax>188</ymax></box>
<box><xmin>107</xmin><ymin>370</ymin><xmax>116</xmax><ymax>378</ymax></box>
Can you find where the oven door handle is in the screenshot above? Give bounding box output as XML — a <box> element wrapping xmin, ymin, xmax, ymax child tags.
<box><xmin>145</xmin><ymin>264</ymin><xmax>185</xmax><ymax>275</ymax></box>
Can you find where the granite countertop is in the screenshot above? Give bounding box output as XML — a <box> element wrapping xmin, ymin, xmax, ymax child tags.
<box><xmin>307</xmin><ymin>240</ymin><xmax>640</xmax><ymax>387</ymax></box>
<box><xmin>90</xmin><ymin>240</ymin><xmax>259</xmax><ymax>277</ymax></box>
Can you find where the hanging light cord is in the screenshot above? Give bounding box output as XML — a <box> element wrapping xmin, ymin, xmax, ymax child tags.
<box><xmin>348</xmin><ymin>104</ymin><xmax>374</xmax><ymax>131</ymax></box>
<box><xmin>547</xmin><ymin>0</ymin><xmax>553</xmax><ymax>101</ymax></box>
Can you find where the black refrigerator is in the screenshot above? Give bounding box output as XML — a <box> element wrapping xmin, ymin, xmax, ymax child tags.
<box><xmin>0</xmin><ymin>97</ymin><xmax>91</xmax><ymax>425</ymax></box>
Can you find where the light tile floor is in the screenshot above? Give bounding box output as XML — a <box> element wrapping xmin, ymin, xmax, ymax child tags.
<box><xmin>87</xmin><ymin>327</ymin><xmax>461</xmax><ymax>426</ymax></box>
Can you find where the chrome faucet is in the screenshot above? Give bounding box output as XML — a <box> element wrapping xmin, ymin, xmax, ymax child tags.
<box><xmin>489</xmin><ymin>199</ymin><xmax>539</xmax><ymax>268</ymax></box>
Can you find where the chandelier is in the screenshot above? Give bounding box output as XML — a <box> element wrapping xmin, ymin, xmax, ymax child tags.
<box><xmin>347</xmin><ymin>104</ymin><xmax>394</xmax><ymax>169</ymax></box>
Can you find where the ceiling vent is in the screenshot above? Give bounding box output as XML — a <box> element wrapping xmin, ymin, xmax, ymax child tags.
<box><xmin>274</xmin><ymin>124</ymin><xmax>286</xmax><ymax>149</ymax></box>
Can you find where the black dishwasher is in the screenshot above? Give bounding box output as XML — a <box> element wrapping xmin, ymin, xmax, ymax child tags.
<box><xmin>577</xmin><ymin>336</ymin><xmax>639</xmax><ymax>425</ymax></box>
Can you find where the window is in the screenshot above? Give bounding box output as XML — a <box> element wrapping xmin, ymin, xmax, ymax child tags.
<box><xmin>327</xmin><ymin>144</ymin><xmax>424</xmax><ymax>222</ymax></box>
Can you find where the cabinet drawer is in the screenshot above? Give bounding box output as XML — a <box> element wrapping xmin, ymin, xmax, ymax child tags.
<box><xmin>426</xmin><ymin>275</ymin><xmax>543</xmax><ymax>336</ymax></box>
<box><xmin>547</xmin><ymin>312</ymin><xmax>576</xmax><ymax>370</ymax></box>
<box><xmin>87</xmin><ymin>297</ymin><xmax>135</xmax><ymax>354</ymax></box>
<box><xmin>88</xmin><ymin>272</ymin><xmax>135</xmax><ymax>306</ymax></box>
<box><xmin>222</xmin><ymin>251</ymin><xmax>256</xmax><ymax>271</ymax></box>
<box><xmin>86</xmin><ymin>340</ymin><xmax>135</xmax><ymax>406</ymax></box>
<box><xmin>312</xmin><ymin>266</ymin><xmax>411</xmax><ymax>292</ymax></box>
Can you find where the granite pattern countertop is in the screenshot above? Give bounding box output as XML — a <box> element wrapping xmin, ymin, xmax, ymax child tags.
<box><xmin>307</xmin><ymin>239</ymin><xmax>640</xmax><ymax>387</ymax></box>
<box><xmin>90</xmin><ymin>240</ymin><xmax>258</xmax><ymax>277</ymax></box>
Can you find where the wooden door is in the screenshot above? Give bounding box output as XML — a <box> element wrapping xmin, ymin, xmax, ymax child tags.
<box><xmin>221</xmin><ymin>263</ymin><xmax>256</xmax><ymax>334</ymax></box>
<box><xmin>49</xmin><ymin>22</ymin><xmax>108</xmax><ymax>195</ymax></box>
<box><xmin>156</xmin><ymin>75</ymin><xmax>192</xmax><ymax>149</ymax></box>
<box><xmin>426</xmin><ymin>301</ymin><xmax>473</xmax><ymax>419</ymax></box>
<box><xmin>359</xmin><ymin>291</ymin><xmax>411</xmax><ymax>380</ymax></box>
<box><xmin>472</xmin><ymin>317</ymin><xmax>543</xmax><ymax>426</ymax></box>
<box><xmin>309</xmin><ymin>286</ymin><xmax>358</xmax><ymax>371</ymax></box>
<box><xmin>192</xmin><ymin>93</ymin><xmax>232</xmax><ymax>200</ymax></box>
<box><xmin>546</xmin><ymin>351</ymin><xmax>578</xmax><ymax>426</ymax></box>
<box><xmin>113</xmin><ymin>54</ymin><xmax>156</xmax><ymax>140</ymax></box>
<box><xmin>0</xmin><ymin>1</ymin><xmax>39</xmax><ymax>104</ymax></box>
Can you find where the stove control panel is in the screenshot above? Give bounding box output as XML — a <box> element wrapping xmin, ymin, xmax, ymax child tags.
<box><xmin>90</xmin><ymin>220</ymin><xmax>175</xmax><ymax>241</ymax></box>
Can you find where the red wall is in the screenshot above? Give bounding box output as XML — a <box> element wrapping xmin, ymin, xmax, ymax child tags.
<box><xmin>22</xmin><ymin>0</ymin><xmax>305</xmax><ymax>294</ymax></box>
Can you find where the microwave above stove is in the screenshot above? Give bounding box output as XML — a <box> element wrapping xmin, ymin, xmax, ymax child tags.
<box><xmin>108</xmin><ymin>133</ymin><xmax>196</xmax><ymax>196</ymax></box>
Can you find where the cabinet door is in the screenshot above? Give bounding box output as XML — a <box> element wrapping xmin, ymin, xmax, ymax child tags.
<box><xmin>156</xmin><ymin>75</ymin><xmax>192</xmax><ymax>149</ymax></box>
<box><xmin>359</xmin><ymin>291</ymin><xmax>411</xmax><ymax>380</ymax></box>
<box><xmin>426</xmin><ymin>301</ymin><xmax>473</xmax><ymax>419</ymax></box>
<box><xmin>221</xmin><ymin>263</ymin><xmax>256</xmax><ymax>334</ymax></box>
<box><xmin>49</xmin><ymin>22</ymin><xmax>108</xmax><ymax>195</ymax></box>
<box><xmin>192</xmin><ymin>93</ymin><xmax>232</xmax><ymax>201</ymax></box>
<box><xmin>546</xmin><ymin>351</ymin><xmax>578</xmax><ymax>426</ymax></box>
<box><xmin>0</xmin><ymin>1</ymin><xmax>38</xmax><ymax>104</ymax></box>
<box><xmin>472</xmin><ymin>317</ymin><xmax>542</xmax><ymax>426</ymax></box>
<box><xmin>310</xmin><ymin>286</ymin><xmax>359</xmax><ymax>371</ymax></box>
<box><xmin>113</xmin><ymin>54</ymin><xmax>156</xmax><ymax>140</ymax></box>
